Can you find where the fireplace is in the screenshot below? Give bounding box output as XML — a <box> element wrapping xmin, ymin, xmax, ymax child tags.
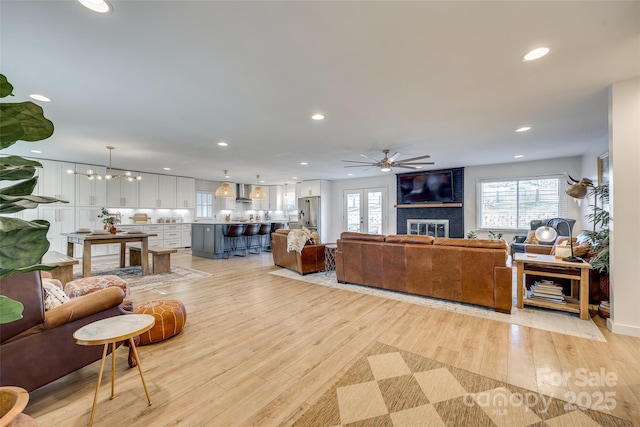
<box><xmin>407</xmin><ymin>219</ymin><xmax>449</xmax><ymax>238</ymax></box>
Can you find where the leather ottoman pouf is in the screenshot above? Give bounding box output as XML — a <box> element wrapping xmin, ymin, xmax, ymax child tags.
<box><xmin>134</xmin><ymin>300</ymin><xmax>187</xmax><ymax>345</ymax></box>
<box><xmin>64</xmin><ymin>275</ymin><xmax>130</xmax><ymax>298</ymax></box>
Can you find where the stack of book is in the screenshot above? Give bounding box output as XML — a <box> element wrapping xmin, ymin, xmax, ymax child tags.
<box><xmin>527</xmin><ymin>280</ymin><xmax>566</xmax><ymax>304</ymax></box>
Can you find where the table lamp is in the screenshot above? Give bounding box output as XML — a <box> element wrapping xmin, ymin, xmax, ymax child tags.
<box><xmin>536</xmin><ymin>219</ymin><xmax>582</xmax><ymax>263</ymax></box>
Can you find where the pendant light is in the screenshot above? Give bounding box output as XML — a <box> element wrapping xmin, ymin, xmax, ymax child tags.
<box><xmin>215</xmin><ymin>170</ymin><xmax>236</xmax><ymax>198</ymax></box>
<box><xmin>250</xmin><ymin>175</ymin><xmax>267</xmax><ymax>200</ymax></box>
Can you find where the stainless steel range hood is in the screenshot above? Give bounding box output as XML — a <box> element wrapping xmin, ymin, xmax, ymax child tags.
<box><xmin>235</xmin><ymin>183</ymin><xmax>253</xmax><ymax>203</ymax></box>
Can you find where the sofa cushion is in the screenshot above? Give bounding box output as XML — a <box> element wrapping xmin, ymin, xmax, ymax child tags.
<box><xmin>433</xmin><ymin>238</ymin><xmax>508</xmax><ymax>251</ymax></box>
<box><xmin>340</xmin><ymin>232</ymin><xmax>386</xmax><ymax>242</ymax></box>
<box><xmin>385</xmin><ymin>235</ymin><xmax>434</xmax><ymax>245</ymax></box>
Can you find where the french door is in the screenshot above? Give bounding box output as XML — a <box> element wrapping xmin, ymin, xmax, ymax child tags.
<box><xmin>344</xmin><ymin>188</ymin><xmax>385</xmax><ymax>234</ymax></box>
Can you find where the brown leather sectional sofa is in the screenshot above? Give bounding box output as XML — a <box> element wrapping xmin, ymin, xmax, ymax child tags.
<box><xmin>271</xmin><ymin>229</ymin><xmax>326</xmax><ymax>275</ymax></box>
<box><xmin>0</xmin><ymin>271</ymin><xmax>129</xmax><ymax>391</ymax></box>
<box><xmin>335</xmin><ymin>232</ymin><xmax>513</xmax><ymax>313</ymax></box>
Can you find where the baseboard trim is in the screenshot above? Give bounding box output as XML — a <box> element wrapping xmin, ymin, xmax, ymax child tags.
<box><xmin>607</xmin><ymin>318</ymin><xmax>640</xmax><ymax>337</ymax></box>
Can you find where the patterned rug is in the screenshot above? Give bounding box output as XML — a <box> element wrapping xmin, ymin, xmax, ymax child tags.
<box><xmin>294</xmin><ymin>342</ymin><xmax>630</xmax><ymax>426</ymax></box>
<box><xmin>72</xmin><ymin>264</ymin><xmax>211</xmax><ymax>291</ymax></box>
<box><xmin>269</xmin><ymin>269</ymin><xmax>605</xmax><ymax>342</ymax></box>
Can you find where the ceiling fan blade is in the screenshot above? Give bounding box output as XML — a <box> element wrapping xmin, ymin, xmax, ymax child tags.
<box><xmin>359</xmin><ymin>153</ymin><xmax>381</xmax><ymax>162</ymax></box>
<box><xmin>398</xmin><ymin>161</ymin><xmax>435</xmax><ymax>166</ymax></box>
<box><xmin>395</xmin><ymin>165</ymin><xmax>425</xmax><ymax>169</ymax></box>
<box><xmin>344</xmin><ymin>164</ymin><xmax>373</xmax><ymax>168</ymax></box>
<box><xmin>342</xmin><ymin>160</ymin><xmax>377</xmax><ymax>164</ymax></box>
<box><xmin>397</xmin><ymin>154</ymin><xmax>432</xmax><ymax>162</ymax></box>
<box><xmin>388</xmin><ymin>152</ymin><xmax>400</xmax><ymax>161</ymax></box>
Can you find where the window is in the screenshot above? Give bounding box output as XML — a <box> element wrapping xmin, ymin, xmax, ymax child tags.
<box><xmin>196</xmin><ymin>192</ymin><xmax>213</xmax><ymax>219</ymax></box>
<box><xmin>478</xmin><ymin>175</ymin><xmax>564</xmax><ymax>230</ymax></box>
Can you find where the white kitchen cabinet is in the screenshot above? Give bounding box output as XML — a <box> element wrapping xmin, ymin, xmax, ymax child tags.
<box><xmin>40</xmin><ymin>206</ymin><xmax>75</xmax><ymax>253</ymax></box>
<box><xmin>106</xmin><ymin>169</ymin><xmax>140</xmax><ymax>208</ymax></box>
<box><xmin>176</xmin><ymin>177</ymin><xmax>195</xmax><ymax>208</ymax></box>
<box><xmin>181</xmin><ymin>223</ymin><xmax>191</xmax><ymax>247</ymax></box>
<box><xmin>143</xmin><ymin>224</ymin><xmax>164</xmax><ymax>246</ymax></box>
<box><xmin>139</xmin><ymin>173</ymin><xmax>177</xmax><ymax>208</ymax></box>
<box><xmin>268</xmin><ymin>185</ymin><xmax>284</xmax><ymax>211</ymax></box>
<box><xmin>298</xmin><ymin>180</ymin><xmax>321</xmax><ymax>198</ymax></box>
<box><xmin>75</xmin><ymin>164</ymin><xmax>107</xmax><ymax>207</ymax></box>
<box><xmin>215</xmin><ymin>195</ymin><xmax>236</xmax><ymax>210</ymax></box>
<box><xmin>39</xmin><ymin>160</ymin><xmax>76</xmax><ymax>205</ymax></box>
<box><xmin>163</xmin><ymin>224</ymin><xmax>182</xmax><ymax>248</ymax></box>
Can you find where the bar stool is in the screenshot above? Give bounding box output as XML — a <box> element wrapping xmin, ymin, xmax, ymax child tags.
<box><xmin>223</xmin><ymin>224</ymin><xmax>246</xmax><ymax>258</ymax></box>
<box><xmin>257</xmin><ymin>223</ymin><xmax>271</xmax><ymax>252</ymax></box>
<box><xmin>243</xmin><ymin>223</ymin><xmax>261</xmax><ymax>254</ymax></box>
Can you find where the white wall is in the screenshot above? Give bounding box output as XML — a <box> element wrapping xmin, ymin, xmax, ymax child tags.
<box><xmin>607</xmin><ymin>78</ymin><xmax>640</xmax><ymax>337</ymax></box>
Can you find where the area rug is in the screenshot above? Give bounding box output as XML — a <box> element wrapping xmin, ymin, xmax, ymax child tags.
<box><xmin>294</xmin><ymin>342</ymin><xmax>630</xmax><ymax>426</ymax></box>
<box><xmin>72</xmin><ymin>264</ymin><xmax>211</xmax><ymax>292</ymax></box>
<box><xmin>269</xmin><ymin>269</ymin><xmax>606</xmax><ymax>342</ymax></box>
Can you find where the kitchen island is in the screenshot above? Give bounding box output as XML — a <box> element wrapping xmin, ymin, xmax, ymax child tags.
<box><xmin>191</xmin><ymin>221</ymin><xmax>288</xmax><ymax>259</ymax></box>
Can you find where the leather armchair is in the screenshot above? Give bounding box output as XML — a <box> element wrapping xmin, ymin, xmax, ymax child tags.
<box><xmin>510</xmin><ymin>218</ymin><xmax>576</xmax><ymax>255</ymax></box>
<box><xmin>271</xmin><ymin>229</ymin><xmax>325</xmax><ymax>275</ymax></box>
<box><xmin>0</xmin><ymin>271</ymin><xmax>128</xmax><ymax>392</ymax></box>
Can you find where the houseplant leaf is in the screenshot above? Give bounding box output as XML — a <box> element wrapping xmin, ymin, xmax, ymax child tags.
<box><xmin>0</xmin><ymin>74</ymin><xmax>14</xmax><ymax>98</ymax></box>
<box><xmin>0</xmin><ymin>102</ymin><xmax>54</xmax><ymax>146</ymax></box>
<box><xmin>0</xmin><ymin>295</ymin><xmax>23</xmax><ymax>323</ymax></box>
<box><xmin>0</xmin><ymin>217</ymin><xmax>51</xmax><ymax>272</ymax></box>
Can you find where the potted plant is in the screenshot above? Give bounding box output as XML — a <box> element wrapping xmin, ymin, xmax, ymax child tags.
<box><xmin>0</xmin><ymin>74</ymin><xmax>65</xmax><ymax>423</ymax></box>
<box><xmin>582</xmin><ymin>183</ymin><xmax>609</xmax><ymax>317</ymax></box>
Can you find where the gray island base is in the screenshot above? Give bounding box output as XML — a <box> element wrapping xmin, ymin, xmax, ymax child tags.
<box><xmin>191</xmin><ymin>222</ymin><xmax>287</xmax><ymax>259</ymax></box>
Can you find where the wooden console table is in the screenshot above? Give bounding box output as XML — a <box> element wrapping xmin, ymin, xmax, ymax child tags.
<box><xmin>514</xmin><ymin>253</ymin><xmax>592</xmax><ymax>320</ymax></box>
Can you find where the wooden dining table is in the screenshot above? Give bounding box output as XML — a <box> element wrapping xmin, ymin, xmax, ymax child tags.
<box><xmin>64</xmin><ymin>232</ymin><xmax>157</xmax><ymax>278</ymax></box>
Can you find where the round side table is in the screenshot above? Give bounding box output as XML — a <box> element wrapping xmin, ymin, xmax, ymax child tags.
<box><xmin>73</xmin><ymin>314</ymin><xmax>155</xmax><ymax>426</ymax></box>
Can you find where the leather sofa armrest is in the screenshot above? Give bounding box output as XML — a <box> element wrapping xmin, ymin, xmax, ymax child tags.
<box><xmin>43</xmin><ymin>287</ymin><xmax>125</xmax><ymax>330</ymax></box>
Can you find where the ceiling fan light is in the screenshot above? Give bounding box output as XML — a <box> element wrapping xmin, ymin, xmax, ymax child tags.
<box><xmin>380</xmin><ymin>166</ymin><xmax>392</xmax><ymax>172</ymax></box>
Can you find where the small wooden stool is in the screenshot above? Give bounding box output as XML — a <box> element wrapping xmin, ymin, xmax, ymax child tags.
<box><xmin>129</xmin><ymin>246</ymin><xmax>177</xmax><ymax>274</ymax></box>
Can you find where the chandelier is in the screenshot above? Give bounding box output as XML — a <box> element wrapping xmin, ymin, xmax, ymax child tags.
<box><xmin>67</xmin><ymin>146</ymin><xmax>141</xmax><ymax>181</ymax></box>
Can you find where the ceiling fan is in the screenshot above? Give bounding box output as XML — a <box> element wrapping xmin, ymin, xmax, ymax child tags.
<box><xmin>342</xmin><ymin>149</ymin><xmax>434</xmax><ymax>172</ymax></box>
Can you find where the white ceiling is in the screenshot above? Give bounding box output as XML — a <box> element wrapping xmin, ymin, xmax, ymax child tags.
<box><xmin>1</xmin><ymin>1</ymin><xmax>639</xmax><ymax>185</ymax></box>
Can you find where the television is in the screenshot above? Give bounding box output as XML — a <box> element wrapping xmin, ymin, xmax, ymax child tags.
<box><xmin>398</xmin><ymin>170</ymin><xmax>454</xmax><ymax>204</ymax></box>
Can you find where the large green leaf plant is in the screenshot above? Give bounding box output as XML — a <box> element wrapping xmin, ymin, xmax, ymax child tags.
<box><xmin>0</xmin><ymin>74</ymin><xmax>67</xmax><ymax>323</ymax></box>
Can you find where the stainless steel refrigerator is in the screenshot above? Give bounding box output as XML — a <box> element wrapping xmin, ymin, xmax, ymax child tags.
<box><xmin>298</xmin><ymin>196</ymin><xmax>320</xmax><ymax>233</ymax></box>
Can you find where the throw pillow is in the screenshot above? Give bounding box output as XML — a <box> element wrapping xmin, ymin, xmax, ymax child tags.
<box><xmin>523</xmin><ymin>230</ymin><xmax>539</xmax><ymax>244</ymax></box>
<box><xmin>42</xmin><ymin>278</ymin><xmax>70</xmax><ymax>311</ymax></box>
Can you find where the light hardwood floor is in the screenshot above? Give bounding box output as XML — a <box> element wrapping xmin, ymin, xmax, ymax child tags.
<box><xmin>26</xmin><ymin>251</ymin><xmax>640</xmax><ymax>426</ymax></box>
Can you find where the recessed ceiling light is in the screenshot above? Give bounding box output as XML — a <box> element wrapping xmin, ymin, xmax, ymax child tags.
<box><xmin>522</xmin><ymin>47</ymin><xmax>549</xmax><ymax>62</ymax></box>
<box><xmin>515</xmin><ymin>126</ymin><xmax>532</xmax><ymax>132</ymax></box>
<box><xmin>29</xmin><ymin>94</ymin><xmax>50</xmax><ymax>102</ymax></box>
<box><xmin>217</xmin><ymin>141</ymin><xmax>228</xmax><ymax>147</ymax></box>
<box><xmin>300</xmin><ymin>162</ymin><xmax>308</xmax><ymax>165</ymax></box>
<box><xmin>78</xmin><ymin>0</ymin><xmax>111</xmax><ymax>13</ymax></box>
<box><xmin>163</xmin><ymin>167</ymin><xmax>171</xmax><ymax>171</ymax></box>
<box><xmin>260</xmin><ymin>180</ymin><xmax>265</xmax><ymax>184</ymax></box>
<box><xmin>30</xmin><ymin>150</ymin><xmax>42</xmax><ymax>154</ymax></box>
<box><xmin>311</xmin><ymin>114</ymin><xmax>325</xmax><ymax>121</ymax></box>
<box><xmin>347</xmin><ymin>173</ymin><xmax>353</xmax><ymax>176</ymax></box>
<box><xmin>514</xmin><ymin>154</ymin><xmax>524</xmax><ymax>159</ymax></box>
<box><xmin>292</xmin><ymin>176</ymin><xmax>298</xmax><ymax>180</ymax></box>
